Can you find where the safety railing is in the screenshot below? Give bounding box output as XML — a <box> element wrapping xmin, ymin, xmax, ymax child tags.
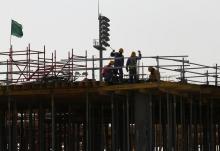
<box><xmin>0</xmin><ymin>45</ymin><xmax>219</xmax><ymax>86</ymax></box>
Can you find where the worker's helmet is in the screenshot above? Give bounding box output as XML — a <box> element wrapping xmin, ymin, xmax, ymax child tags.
<box><xmin>119</xmin><ymin>48</ymin><xmax>124</xmax><ymax>53</ymax></box>
<box><xmin>148</xmin><ymin>66</ymin><xmax>154</xmax><ymax>72</ymax></box>
<box><xmin>131</xmin><ymin>51</ymin><xmax>136</xmax><ymax>57</ymax></box>
<box><xmin>109</xmin><ymin>60</ymin><xmax>114</xmax><ymax>65</ymax></box>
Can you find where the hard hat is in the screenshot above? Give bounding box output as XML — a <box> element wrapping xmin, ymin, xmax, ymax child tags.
<box><xmin>148</xmin><ymin>66</ymin><xmax>154</xmax><ymax>71</ymax></box>
<box><xmin>131</xmin><ymin>51</ymin><xmax>136</xmax><ymax>57</ymax></box>
<box><xmin>119</xmin><ymin>48</ymin><xmax>124</xmax><ymax>53</ymax></box>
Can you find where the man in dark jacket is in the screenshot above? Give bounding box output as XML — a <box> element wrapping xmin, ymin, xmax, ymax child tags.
<box><xmin>126</xmin><ymin>50</ymin><xmax>142</xmax><ymax>83</ymax></box>
<box><xmin>110</xmin><ymin>48</ymin><xmax>124</xmax><ymax>82</ymax></box>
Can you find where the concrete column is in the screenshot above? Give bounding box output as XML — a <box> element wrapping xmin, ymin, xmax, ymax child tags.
<box><xmin>135</xmin><ymin>92</ymin><xmax>152</xmax><ymax>151</ymax></box>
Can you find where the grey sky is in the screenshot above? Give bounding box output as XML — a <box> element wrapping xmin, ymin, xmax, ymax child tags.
<box><xmin>0</xmin><ymin>0</ymin><xmax>220</xmax><ymax>65</ymax></box>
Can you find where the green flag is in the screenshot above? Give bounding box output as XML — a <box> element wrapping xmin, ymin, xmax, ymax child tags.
<box><xmin>11</xmin><ymin>20</ymin><xmax>23</xmax><ymax>38</ymax></box>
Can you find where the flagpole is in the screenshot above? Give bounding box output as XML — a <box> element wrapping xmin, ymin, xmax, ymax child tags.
<box><xmin>9</xmin><ymin>19</ymin><xmax>13</xmax><ymax>83</ymax></box>
<box><xmin>9</xmin><ymin>19</ymin><xmax>12</xmax><ymax>48</ymax></box>
<box><xmin>98</xmin><ymin>0</ymin><xmax>100</xmax><ymax>16</ymax></box>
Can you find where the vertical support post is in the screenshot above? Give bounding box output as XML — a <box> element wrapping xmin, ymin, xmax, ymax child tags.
<box><xmin>111</xmin><ymin>93</ymin><xmax>115</xmax><ymax>151</ymax></box>
<box><xmin>141</xmin><ymin>62</ymin><xmax>144</xmax><ymax>80</ymax></box>
<box><xmin>8</xmin><ymin>96</ymin><xmax>11</xmax><ymax>151</ymax></box>
<box><xmin>92</xmin><ymin>55</ymin><xmax>95</xmax><ymax>80</ymax></box>
<box><xmin>126</xmin><ymin>92</ymin><xmax>130</xmax><ymax>151</ymax></box>
<box><xmin>159</xmin><ymin>96</ymin><xmax>162</xmax><ymax>150</ymax></box>
<box><xmin>86</xmin><ymin>83</ymin><xmax>89</xmax><ymax>151</ymax></box>
<box><xmin>37</xmin><ymin>52</ymin><xmax>40</xmax><ymax>80</ymax></box>
<box><xmin>43</xmin><ymin>46</ymin><xmax>46</xmax><ymax>77</ymax></box>
<box><xmin>215</xmin><ymin>64</ymin><xmax>218</xmax><ymax>86</ymax></box>
<box><xmin>20</xmin><ymin>111</ymin><xmax>24</xmax><ymax>151</ymax></box>
<box><xmin>54</xmin><ymin>50</ymin><xmax>56</xmax><ymax>76</ymax></box>
<box><xmin>134</xmin><ymin>92</ymin><xmax>148</xmax><ymax>151</ymax></box>
<box><xmin>206</xmin><ymin>70</ymin><xmax>209</xmax><ymax>85</ymax></box>
<box><xmin>52</xmin><ymin>52</ymin><xmax>54</xmax><ymax>76</ymax></box>
<box><xmin>182</xmin><ymin>57</ymin><xmax>185</xmax><ymax>82</ymax></box>
<box><xmin>189</xmin><ymin>98</ymin><xmax>193</xmax><ymax>151</ymax></box>
<box><xmin>51</xmin><ymin>92</ymin><xmax>55</xmax><ymax>151</ymax></box>
<box><xmin>6</xmin><ymin>60</ymin><xmax>9</xmax><ymax>85</ymax></box>
<box><xmin>98</xmin><ymin>14</ymin><xmax>103</xmax><ymax>82</ymax></box>
<box><xmin>26</xmin><ymin>46</ymin><xmax>29</xmax><ymax>79</ymax></box>
<box><xmin>85</xmin><ymin>51</ymin><xmax>88</xmax><ymax>79</ymax></box>
<box><xmin>166</xmin><ymin>93</ymin><xmax>172</xmax><ymax>151</ymax></box>
<box><xmin>9</xmin><ymin>45</ymin><xmax>13</xmax><ymax>82</ymax></box>
<box><xmin>0</xmin><ymin>111</ymin><xmax>3</xmax><ymax>151</ymax></box>
<box><xmin>101</xmin><ymin>104</ymin><xmax>104</xmax><ymax>151</ymax></box>
<box><xmin>137</xmin><ymin>57</ymin><xmax>140</xmax><ymax>80</ymax></box>
<box><xmin>180</xmin><ymin>96</ymin><xmax>184</xmax><ymax>151</ymax></box>
<box><xmin>12</xmin><ymin>101</ymin><xmax>17</xmax><ymax>151</ymax></box>
<box><xmin>148</xmin><ymin>93</ymin><xmax>153</xmax><ymax>151</ymax></box>
<box><xmin>39</xmin><ymin>103</ymin><xmax>45</xmax><ymax>151</ymax></box>
<box><xmin>210</xmin><ymin>100</ymin><xmax>214</xmax><ymax>151</ymax></box>
<box><xmin>68</xmin><ymin>52</ymin><xmax>71</xmax><ymax>79</ymax></box>
<box><xmin>71</xmin><ymin>49</ymin><xmax>74</xmax><ymax>82</ymax></box>
<box><xmin>99</xmin><ymin>50</ymin><xmax>103</xmax><ymax>81</ymax></box>
<box><xmin>199</xmin><ymin>96</ymin><xmax>203</xmax><ymax>151</ymax></box>
<box><xmin>68</xmin><ymin>105</ymin><xmax>72</xmax><ymax>151</ymax></box>
<box><xmin>28</xmin><ymin>44</ymin><xmax>31</xmax><ymax>79</ymax></box>
<box><xmin>28</xmin><ymin>105</ymin><xmax>34</xmax><ymax>150</ymax></box>
<box><xmin>173</xmin><ymin>96</ymin><xmax>177</xmax><ymax>151</ymax></box>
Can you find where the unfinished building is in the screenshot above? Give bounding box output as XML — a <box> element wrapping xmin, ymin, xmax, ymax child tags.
<box><xmin>0</xmin><ymin>45</ymin><xmax>219</xmax><ymax>151</ymax></box>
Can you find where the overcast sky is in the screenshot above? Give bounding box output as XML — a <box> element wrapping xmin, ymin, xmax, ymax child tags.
<box><xmin>0</xmin><ymin>0</ymin><xmax>220</xmax><ymax>66</ymax></box>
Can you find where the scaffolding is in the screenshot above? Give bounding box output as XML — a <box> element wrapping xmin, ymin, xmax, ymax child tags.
<box><xmin>0</xmin><ymin>45</ymin><xmax>219</xmax><ymax>151</ymax></box>
<box><xmin>0</xmin><ymin>45</ymin><xmax>219</xmax><ymax>86</ymax></box>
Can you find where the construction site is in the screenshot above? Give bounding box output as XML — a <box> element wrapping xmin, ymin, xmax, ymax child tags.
<box><xmin>0</xmin><ymin>44</ymin><xmax>219</xmax><ymax>151</ymax></box>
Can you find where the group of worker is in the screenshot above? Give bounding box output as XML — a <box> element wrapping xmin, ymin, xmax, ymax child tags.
<box><xmin>102</xmin><ymin>48</ymin><xmax>160</xmax><ymax>83</ymax></box>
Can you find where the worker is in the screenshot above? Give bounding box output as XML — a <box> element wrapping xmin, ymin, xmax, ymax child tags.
<box><xmin>126</xmin><ymin>50</ymin><xmax>142</xmax><ymax>83</ymax></box>
<box><xmin>102</xmin><ymin>60</ymin><xmax>114</xmax><ymax>83</ymax></box>
<box><xmin>110</xmin><ymin>48</ymin><xmax>124</xmax><ymax>82</ymax></box>
<box><xmin>148</xmin><ymin>66</ymin><xmax>160</xmax><ymax>82</ymax></box>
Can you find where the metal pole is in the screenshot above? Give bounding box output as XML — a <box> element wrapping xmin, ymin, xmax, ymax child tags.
<box><xmin>182</xmin><ymin>57</ymin><xmax>185</xmax><ymax>82</ymax></box>
<box><xmin>85</xmin><ymin>51</ymin><xmax>88</xmax><ymax>79</ymax></box>
<box><xmin>28</xmin><ymin>44</ymin><xmax>31</xmax><ymax>78</ymax></box>
<box><xmin>206</xmin><ymin>70</ymin><xmax>209</xmax><ymax>85</ymax></box>
<box><xmin>54</xmin><ymin>50</ymin><xmax>56</xmax><ymax>76</ymax></box>
<box><xmin>189</xmin><ymin>98</ymin><xmax>193</xmax><ymax>150</ymax></box>
<box><xmin>199</xmin><ymin>96</ymin><xmax>203</xmax><ymax>151</ymax></box>
<box><xmin>8</xmin><ymin>96</ymin><xmax>11</xmax><ymax>151</ymax></box>
<box><xmin>210</xmin><ymin>100</ymin><xmax>214</xmax><ymax>151</ymax></box>
<box><xmin>149</xmin><ymin>93</ymin><xmax>153</xmax><ymax>151</ymax></box>
<box><xmin>92</xmin><ymin>55</ymin><xmax>95</xmax><ymax>80</ymax></box>
<box><xmin>99</xmin><ymin>50</ymin><xmax>103</xmax><ymax>81</ymax></box>
<box><xmin>166</xmin><ymin>93</ymin><xmax>171</xmax><ymax>150</ymax></box>
<box><xmin>159</xmin><ymin>96</ymin><xmax>162</xmax><ymax>150</ymax></box>
<box><xmin>52</xmin><ymin>52</ymin><xmax>54</xmax><ymax>76</ymax></box>
<box><xmin>126</xmin><ymin>92</ymin><xmax>130</xmax><ymax>151</ymax></box>
<box><xmin>72</xmin><ymin>49</ymin><xmax>74</xmax><ymax>82</ymax></box>
<box><xmin>37</xmin><ymin>53</ymin><xmax>40</xmax><ymax>80</ymax></box>
<box><xmin>43</xmin><ymin>46</ymin><xmax>46</xmax><ymax>77</ymax></box>
<box><xmin>51</xmin><ymin>92</ymin><xmax>55</xmax><ymax>151</ymax></box>
<box><xmin>86</xmin><ymin>81</ymin><xmax>89</xmax><ymax>151</ymax></box>
<box><xmin>141</xmin><ymin>62</ymin><xmax>144</xmax><ymax>80</ymax></box>
<box><xmin>215</xmin><ymin>64</ymin><xmax>218</xmax><ymax>86</ymax></box>
<box><xmin>111</xmin><ymin>93</ymin><xmax>115</xmax><ymax>151</ymax></box>
<box><xmin>98</xmin><ymin>14</ymin><xmax>103</xmax><ymax>82</ymax></box>
<box><xmin>39</xmin><ymin>103</ymin><xmax>45</xmax><ymax>151</ymax></box>
<box><xmin>173</xmin><ymin>96</ymin><xmax>177</xmax><ymax>151</ymax></box>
